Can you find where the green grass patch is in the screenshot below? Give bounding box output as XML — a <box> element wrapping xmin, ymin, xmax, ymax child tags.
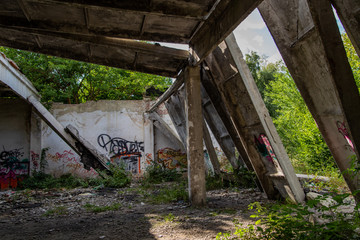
<box><xmin>43</xmin><ymin>206</ymin><xmax>68</xmax><ymax>216</ymax></box>
<box><xmin>19</xmin><ymin>164</ymin><xmax>131</xmax><ymax>190</ymax></box>
<box><xmin>83</xmin><ymin>203</ymin><xmax>122</xmax><ymax>213</ymax></box>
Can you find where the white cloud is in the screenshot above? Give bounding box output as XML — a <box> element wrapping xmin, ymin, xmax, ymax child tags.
<box><xmin>253</xmin><ymin>35</ymin><xmax>264</xmax><ymax>47</ymax></box>
<box><xmin>237</xmin><ymin>9</ymin><xmax>266</xmax><ymax>31</ymax></box>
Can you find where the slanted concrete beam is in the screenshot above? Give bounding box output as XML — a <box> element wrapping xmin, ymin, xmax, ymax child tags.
<box><xmin>190</xmin><ymin>0</ymin><xmax>262</xmax><ymax>64</ymax></box>
<box><xmin>331</xmin><ymin>0</ymin><xmax>360</xmax><ymax>56</ymax></box>
<box><xmin>259</xmin><ymin>0</ymin><xmax>360</xmax><ymax>200</ymax></box>
<box><xmin>225</xmin><ymin>34</ymin><xmax>305</xmax><ymax>203</ymax></box>
<box><xmin>149</xmin><ymin>112</ymin><xmax>185</xmax><ymax>151</ymax></box>
<box><xmin>202</xmin><ymin>119</ymin><xmax>221</xmax><ymax>175</ymax></box>
<box><xmin>185</xmin><ymin>65</ymin><xmax>206</xmax><ymax>207</ymax></box>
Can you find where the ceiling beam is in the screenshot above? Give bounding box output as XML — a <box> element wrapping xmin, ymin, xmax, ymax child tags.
<box><xmin>26</xmin><ymin>0</ymin><xmax>214</xmax><ymax>19</ymax></box>
<box><xmin>189</xmin><ymin>0</ymin><xmax>262</xmax><ymax>64</ymax></box>
<box><xmin>0</xmin><ymin>36</ymin><xmax>182</xmax><ymax>78</ymax></box>
<box><xmin>0</xmin><ymin>26</ymin><xmax>190</xmax><ymax>59</ymax></box>
<box><xmin>0</xmin><ymin>16</ymin><xmax>190</xmax><ymax>44</ymax></box>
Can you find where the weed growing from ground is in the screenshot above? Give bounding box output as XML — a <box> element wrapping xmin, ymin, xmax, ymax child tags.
<box><xmin>19</xmin><ymin>165</ymin><xmax>131</xmax><ymax>190</ymax></box>
<box><xmin>142</xmin><ymin>161</ymin><xmax>183</xmax><ymax>184</ymax></box>
<box><xmin>98</xmin><ymin>165</ymin><xmax>131</xmax><ymax>188</ymax></box>
<box><xmin>144</xmin><ymin>182</ymin><xmax>189</xmax><ymax>204</ymax></box>
<box><xmin>83</xmin><ymin>203</ymin><xmax>122</xmax><ymax>213</ymax></box>
<box><xmin>43</xmin><ymin>206</ymin><xmax>68</xmax><ymax>216</ymax></box>
<box><xmin>163</xmin><ymin>213</ymin><xmax>176</xmax><ymax>222</ymax></box>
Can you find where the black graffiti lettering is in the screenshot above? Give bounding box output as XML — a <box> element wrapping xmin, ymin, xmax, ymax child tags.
<box><xmin>0</xmin><ymin>147</ymin><xmax>24</xmax><ymax>163</ymax></box>
<box><xmin>97</xmin><ymin>134</ymin><xmax>144</xmax><ymax>156</ymax></box>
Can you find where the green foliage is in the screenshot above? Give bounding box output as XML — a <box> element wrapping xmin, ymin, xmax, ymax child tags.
<box><xmin>206</xmin><ymin>167</ymin><xmax>256</xmax><ymax>190</ymax></box>
<box><xmin>98</xmin><ymin>165</ymin><xmax>131</xmax><ymax>188</ymax></box>
<box><xmin>142</xmin><ymin>161</ymin><xmax>183</xmax><ymax>184</ymax></box>
<box><xmin>343</xmin><ymin>33</ymin><xmax>360</xmax><ymax>91</ymax></box>
<box><xmin>140</xmin><ymin>181</ymin><xmax>189</xmax><ymax>204</ymax></box>
<box><xmin>265</xmin><ymin>66</ymin><xmax>334</xmax><ymax>173</ymax></box>
<box><xmin>20</xmin><ymin>165</ymin><xmax>131</xmax><ymax>190</ymax></box>
<box><xmin>83</xmin><ymin>202</ymin><xmax>122</xmax><ymax>213</ymax></box>
<box><xmin>19</xmin><ymin>172</ymin><xmax>87</xmax><ymax>189</ymax></box>
<box><xmin>163</xmin><ymin>213</ymin><xmax>176</xmax><ymax>222</ymax></box>
<box><xmin>217</xmin><ymin>194</ymin><xmax>360</xmax><ymax>240</ymax></box>
<box><xmin>0</xmin><ymin>47</ymin><xmax>171</xmax><ymax>106</ymax></box>
<box><xmin>43</xmin><ymin>206</ymin><xmax>68</xmax><ymax>216</ymax></box>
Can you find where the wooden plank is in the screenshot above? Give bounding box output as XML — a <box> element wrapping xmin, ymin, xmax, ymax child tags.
<box><xmin>0</xmin><ymin>15</ymin><xmax>191</xmax><ymax>44</ymax></box>
<box><xmin>259</xmin><ymin>0</ymin><xmax>360</xmax><ymax>201</ymax></box>
<box><xmin>185</xmin><ymin>65</ymin><xmax>206</xmax><ymax>206</ymax></box>
<box><xmin>203</xmin><ymin>118</ymin><xmax>221</xmax><ymax>175</ymax></box>
<box><xmin>25</xmin><ymin>0</ymin><xmax>217</xmax><ymax>19</ymax></box>
<box><xmin>149</xmin><ymin>112</ymin><xmax>185</xmax><ymax>151</ymax></box>
<box><xmin>225</xmin><ymin>33</ymin><xmax>305</xmax><ymax>203</ymax></box>
<box><xmin>190</xmin><ymin>0</ymin><xmax>262</xmax><ymax>64</ymax></box>
<box><xmin>148</xmin><ymin>73</ymin><xmax>185</xmax><ymax>112</ymax></box>
<box><xmin>0</xmin><ymin>26</ymin><xmax>190</xmax><ymax>59</ymax></box>
<box><xmin>331</xmin><ymin>0</ymin><xmax>360</xmax><ymax>63</ymax></box>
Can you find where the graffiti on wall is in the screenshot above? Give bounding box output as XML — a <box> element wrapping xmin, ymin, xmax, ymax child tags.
<box><xmin>255</xmin><ymin>134</ymin><xmax>277</xmax><ymax>165</ymax></box>
<box><xmin>337</xmin><ymin>121</ymin><xmax>354</xmax><ymax>151</ymax></box>
<box><xmin>47</xmin><ymin>150</ymin><xmax>98</xmax><ymax>178</ymax></box>
<box><xmin>157</xmin><ymin>148</ymin><xmax>187</xmax><ymax>170</ymax></box>
<box><xmin>0</xmin><ymin>147</ymin><xmax>29</xmax><ymax>189</ymax></box>
<box><xmin>97</xmin><ymin>134</ymin><xmax>144</xmax><ymax>174</ymax></box>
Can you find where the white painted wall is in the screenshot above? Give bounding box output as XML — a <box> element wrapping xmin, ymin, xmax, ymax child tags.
<box><xmin>42</xmin><ymin>100</ymin><xmax>153</xmax><ymax>177</ymax></box>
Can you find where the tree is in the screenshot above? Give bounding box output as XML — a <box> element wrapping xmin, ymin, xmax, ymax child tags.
<box><xmin>265</xmin><ymin>66</ymin><xmax>333</xmax><ymax>172</ymax></box>
<box><xmin>0</xmin><ymin>47</ymin><xmax>171</xmax><ymax>105</ymax></box>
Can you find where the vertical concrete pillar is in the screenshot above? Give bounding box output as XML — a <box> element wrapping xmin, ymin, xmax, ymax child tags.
<box><xmin>185</xmin><ymin>65</ymin><xmax>206</xmax><ymax>207</ymax></box>
<box><xmin>30</xmin><ymin>109</ymin><xmax>42</xmax><ymax>174</ymax></box>
<box><xmin>143</xmin><ymin>112</ymin><xmax>154</xmax><ymax>172</ymax></box>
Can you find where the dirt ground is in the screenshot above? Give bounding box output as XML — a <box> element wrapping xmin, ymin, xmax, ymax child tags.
<box><xmin>0</xmin><ymin>184</ymin><xmax>272</xmax><ymax>240</ymax></box>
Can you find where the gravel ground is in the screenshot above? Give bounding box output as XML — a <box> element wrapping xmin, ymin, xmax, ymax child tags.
<box><xmin>0</xmin><ymin>183</ymin><xmax>271</xmax><ymax>240</ymax></box>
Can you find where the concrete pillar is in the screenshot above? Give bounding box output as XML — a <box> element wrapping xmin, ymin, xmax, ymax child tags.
<box><xmin>185</xmin><ymin>65</ymin><xmax>206</xmax><ymax>207</ymax></box>
<box><xmin>143</xmin><ymin>112</ymin><xmax>154</xmax><ymax>172</ymax></box>
<box><xmin>30</xmin><ymin>109</ymin><xmax>42</xmax><ymax>174</ymax></box>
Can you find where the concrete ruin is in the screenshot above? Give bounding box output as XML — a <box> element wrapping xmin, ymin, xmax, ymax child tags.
<box><xmin>0</xmin><ymin>0</ymin><xmax>359</xmax><ymax>205</ymax></box>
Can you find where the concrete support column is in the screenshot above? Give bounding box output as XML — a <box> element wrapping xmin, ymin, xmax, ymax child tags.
<box><xmin>143</xmin><ymin>112</ymin><xmax>154</xmax><ymax>172</ymax></box>
<box><xmin>185</xmin><ymin>65</ymin><xmax>206</xmax><ymax>207</ymax></box>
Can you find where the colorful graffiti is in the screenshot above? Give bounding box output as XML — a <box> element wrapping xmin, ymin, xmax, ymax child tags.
<box><xmin>97</xmin><ymin>134</ymin><xmax>144</xmax><ymax>174</ymax></box>
<box><xmin>157</xmin><ymin>148</ymin><xmax>187</xmax><ymax>169</ymax></box>
<box><xmin>47</xmin><ymin>150</ymin><xmax>98</xmax><ymax>178</ymax></box>
<box><xmin>0</xmin><ymin>147</ymin><xmax>29</xmax><ymax>190</ymax></box>
<box><xmin>255</xmin><ymin>134</ymin><xmax>277</xmax><ymax>164</ymax></box>
<box><xmin>337</xmin><ymin>121</ymin><xmax>354</xmax><ymax>151</ymax></box>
